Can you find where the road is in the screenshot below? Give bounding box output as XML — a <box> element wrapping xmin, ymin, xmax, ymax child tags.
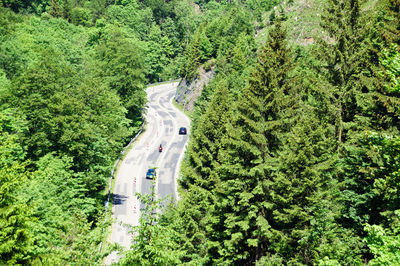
<box><xmin>105</xmin><ymin>82</ymin><xmax>190</xmax><ymax>264</ymax></box>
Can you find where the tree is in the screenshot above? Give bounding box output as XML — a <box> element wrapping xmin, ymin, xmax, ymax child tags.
<box><xmin>161</xmin><ymin>17</ymin><xmax>182</xmax><ymax>57</ymax></box>
<box><xmin>317</xmin><ymin>0</ymin><xmax>386</xmax><ymax>239</ymax></box>
<box><xmin>181</xmin><ymin>27</ymin><xmax>201</xmax><ymax>81</ymax></box>
<box><xmin>180</xmin><ymin>79</ymin><xmax>233</xmax><ymax>190</ymax></box>
<box><xmin>143</xmin><ymin>24</ymin><xmax>168</xmax><ymax>82</ymax></box>
<box><xmin>70</xmin><ymin>7</ymin><xmax>92</xmax><ymax>26</ymax></box>
<box><xmin>10</xmin><ymin>47</ymin><xmax>131</xmax><ymax>188</ymax></box>
<box><xmin>49</xmin><ymin>0</ymin><xmax>62</xmax><ymax>17</ymax></box>
<box><xmin>376</xmin><ymin>0</ymin><xmax>400</xmax><ymax>46</ymax></box>
<box><xmin>0</xmin><ymin>109</ymin><xmax>32</xmax><ymax>265</ymax></box>
<box><xmin>120</xmin><ymin>183</ymin><xmax>185</xmax><ymax>265</ymax></box>
<box><xmin>365</xmin><ymin>218</ymin><xmax>400</xmax><ymax>265</ymax></box>
<box><xmin>208</xmin><ymin>20</ymin><xmax>294</xmax><ymax>264</ymax></box>
<box><xmin>173</xmin><ymin>0</ymin><xmax>197</xmax><ymax>46</ymax></box>
<box><xmin>105</xmin><ymin>1</ymin><xmax>153</xmax><ymax>38</ymax></box>
<box><xmin>175</xmin><ymin>80</ymin><xmax>234</xmax><ymax>262</ymax></box>
<box><xmin>318</xmin><ymin>0</ymin><xmax>373</xmax><ymax>151</ymax></box>
<box><xmin>20</xmin><ymin>154</ymin><xmax>107</xmax><ymax>263</ymax></box>
<box><xmin>199</xmin><ymin>30</ymin><xmax>213</xmax><ymax>61</ymax></box>
<box><xmin>96</xmin><ymin>25</ymin><xmax>147</xmax><ymax>121</ymax></box>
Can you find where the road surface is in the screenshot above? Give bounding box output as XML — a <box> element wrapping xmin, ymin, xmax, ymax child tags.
<box><xmin>105</xmin><ymin>82</ymin><xmax>190</xmax><ymax>264</ymax></box>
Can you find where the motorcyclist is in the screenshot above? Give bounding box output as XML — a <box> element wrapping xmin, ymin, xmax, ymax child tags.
<box><xmin>159</xmin><ymin>144</ymin><xmax>163</xmax><ymax>152</ymax></box>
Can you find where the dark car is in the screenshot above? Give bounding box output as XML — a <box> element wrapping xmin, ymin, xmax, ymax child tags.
<box><xmin>146</xmin><ymin>168</ymin><xmax>156</xmax><ymax>179</ymax></box>
<box><xmin>179</xmin><ymin>127</ymin><xmax>187</xmax><ymax>135</ymax></box>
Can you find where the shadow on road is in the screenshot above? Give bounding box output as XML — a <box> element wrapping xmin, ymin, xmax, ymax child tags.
<box><xmin>112</xmin><ymin>193</ymin><xmax>128</xmax><ymax>205</ymax></box>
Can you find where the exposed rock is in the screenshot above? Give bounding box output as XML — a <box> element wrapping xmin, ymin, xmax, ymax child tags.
<box><xmin>175</xmin><ymin>67</ymin><xmax>215</xmax><ymax>112</ymax></box>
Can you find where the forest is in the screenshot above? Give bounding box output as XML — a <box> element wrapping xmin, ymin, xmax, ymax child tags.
<box><xmin>1</xmin><ymin>0</ymin><xmax>400</xmax><ymax>265</ymax></box>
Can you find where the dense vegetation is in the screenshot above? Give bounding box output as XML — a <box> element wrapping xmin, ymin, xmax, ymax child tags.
<box><xmin>0</xmin><ymin>0</ymin><xmax>194</xmax><ymax>264</ymax></box>
<box><xmin>1</xmin><ymin>0</ymin><xmax>400</xmax><ymax>265</ymax></box>
<box><xmin>122</xmin><ymin>0</ymin><xmax>400</xmax><ymax>265</ymax></box>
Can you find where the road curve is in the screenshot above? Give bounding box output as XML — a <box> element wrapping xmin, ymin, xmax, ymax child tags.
<box><xmin>105</xmin><ymin>82</ymin><xmax>190</xmax><ymax>264</ymax></box>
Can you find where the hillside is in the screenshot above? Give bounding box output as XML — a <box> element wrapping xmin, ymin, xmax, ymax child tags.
<box><xmin>1</xmin><ymin>0</ymin><xmax>400</xmax><ymax>265</ymax></box>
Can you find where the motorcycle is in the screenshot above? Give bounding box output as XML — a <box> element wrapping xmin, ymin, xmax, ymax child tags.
<box><xmin>159</xmin><ymin>145</ymin><xmax>163</xmax><ymax>152</ymax></box>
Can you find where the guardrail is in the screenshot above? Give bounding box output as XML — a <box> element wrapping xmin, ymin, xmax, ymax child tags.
<box><xmin>146</xmin><ymin>78</ymin><xmax>181</xmax><ymax>87</ymax></box>
<box><xmin>99</xmin><ymin>113</ymin><xmax>145</xmax><ymax>253</ymax></box>
<box><xmin>104</xmin><ymin>114</ymin><xmax>145</xmax><ymax>212</ymax></box>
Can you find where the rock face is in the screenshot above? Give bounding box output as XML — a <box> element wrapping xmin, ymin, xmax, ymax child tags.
<box><xmin>175</xmin><ymin>67</ymin><xmax>215</xmax><ymax>112</ymax></box>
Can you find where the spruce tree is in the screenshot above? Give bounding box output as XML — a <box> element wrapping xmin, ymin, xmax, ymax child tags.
<box><xmin>182</xmin><ymin>27</ymin><xmax>201</xmax><ymax>81</ymax></box>
<box><xmin>267</xmin><ymin>101</ymin><xmax>362</xmax><ymax>264</ymax></box>
<box><xmin>377</xmin><ymin>0</ymin><xmax>400</xmax><ymax>45</ymax></box>
<box><xmin>318</xmin><ymin>0</ymin><xmax>400</xmax><ymax>242</ymax></box>
<box><xmin>209</xmin><ymin>20</ymin><xmax>294</xmax><ymax>264</ymax></box>
<box><xmin>318</xmin><ymin>0</ymin><xmax>374</xmax><ymax>152</ymax></box>
<box><xmin>178</xmin><ymin>79</ymin><xmax>234</xmax><ymax>262</ymax></box>
<box><xmin>180</xmin><ymin>79</ymin><xmax>233</xmax><ymax>190</ymax></box>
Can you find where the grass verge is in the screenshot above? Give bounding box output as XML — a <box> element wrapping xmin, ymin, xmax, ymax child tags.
<box><xmin>172</xmin><ymin>98</ymin><xmax>192</xmax><ymax>119</ymax></box>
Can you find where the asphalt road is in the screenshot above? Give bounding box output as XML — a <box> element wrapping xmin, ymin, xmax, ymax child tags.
<box><xmin>105</xmin><ymin>82</ymin><xmax>190</xmax><ymax>264</ymax></box>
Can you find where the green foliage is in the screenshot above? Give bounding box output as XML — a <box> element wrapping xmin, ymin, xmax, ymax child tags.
<box><xmin>105</xmin><ymin>1</ymin><xmax>153</xmax><ymax>38</ymax></box>
<box><xmin>49</xmin><ymin>0</ymin><xmax>62</xmax><ymax>17</ymax></box>
<box><xmin>120</xmin><ymin>185</ymin><xmax>185</xmax><ymax>265</ymax></box>
<box><xmin>318</xmin><ymin>0</ymin><xmax>375</xmax><ymax>151</ymax></box>
<box><xmin>2</xmin><ymin>0</ymin><xmax>400</xmax><ymax>264</ymax></box>
<box><xmin>206</xmin><ymin>21</ymin><xmax>295</xmax><ymax>264</ymax></box>
<box><xmin>245</xmin><ymin>0</ymin><xmax>279</xmax><ymax>21</ymax></box>
<box><xmin>143</xmin><ymin>24</ymin><xmax>168</xmax><ymax>82</ymax></box>
<box><xmin>376</xmin><ymin>0</ymin><xmax>400</xmax><ymax>45</ymax></box>
<box><xmin>173</xmin><ymin>0</ymin><xmax>198</xmax><ymax>45</ymax></box>
<box><xmin>10</xmin><ymin>48</ymin><xmax>130</xmax><ymax>176</ymax></box>
<box><xmin>365</xmin><ymin>220</ymin><xmax>400</xmax><ymax>265</ymax></box>
<box><xmin>181</xmin><ymin>79</ymin><xmax>232</xmax><ymax>189</ymax></box>
<box><xmin>95</xmin><ymin>25</ymin><xmax>146</xmax><ymax>119</ymax></box>
<box><xmin>380</xmin><ymin>44</ymin><xmax>400</xmax><ymax>93</ymax></box>
<box><xmin>19</xmin><ymin>154</ymin><xmax>109</xmax><ymax>264</ymax></box>
<box><xmin>0</xmin><ymin>109</ymin><xmax>32</xmax><ymax>265</ymax></box>
<box><xmin>181</xmin><ymin>27</ymin><xmax>202</xmax><ymax>81</ymax></box>
<box><xmin>1</xmin><ymin>0</ymin><xmax>48</xmax><ymax>13</ymax></box>
<box><xmin>70</xmin><ymin>7</ymin><xmax>92</xmax><ymax>26</ymax></box>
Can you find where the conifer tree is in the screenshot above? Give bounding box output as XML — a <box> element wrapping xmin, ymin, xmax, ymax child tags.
<box><xmin>178</xmin><ymin>79</ymin><xmax>234</xmax><ymax>262</ymax></box>
<box><xmin>318</xmin><ymin>0</ymin><xmax>374</xmax><ymax>152</ymax></box>
<box><xmin>180</xmin><ymin>79</ymin><xmax>233</xmax><ymax>190</ymax></box>
<box><xmin>121</xmin><ymin>184</ymin><xmax>184</xmax><ymax>265</ymax></box>
<box><xmin>268</xmin><ymin>102</ymin><xmax>363</xmax><ymax>263</ymax></box>
<box><xmin>209</xmin><ymin>20</ymin><xmax>294</xmax><ymax>264</ymax></box>
<box><xmin>49</xmin><ymin>0</ymin><xmax>62</xmax><ymax>18</ymax></box>
<box><xmin>182</xmin><ymin>27</ymin><xmax>201</xmax><ymax>81</ymax></box>
<box><xmin>377</xmin><ymin>0</ymin><xmax>400</xmax><ymax>45</ymax></box>
<box><xmin>319</xmin><ymin>0</ymin><xmax>400</xmax><ymax>239</ymax></box>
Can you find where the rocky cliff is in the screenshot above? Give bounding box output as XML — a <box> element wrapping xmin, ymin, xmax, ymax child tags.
<box><xmin>175</xmin><ymin>67</ymin><xmax>215</xmax><ymax>112</ymax></box>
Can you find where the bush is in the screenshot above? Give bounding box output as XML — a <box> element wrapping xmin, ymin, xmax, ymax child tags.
<box><xmin>70</xmin><ymin>7</ymin><xmax>92</xmax><ymax>26</ymax></box>
<box><xmin>203</xmin><ymin>58</ymin><xmax>215</xmax><ymax>71</ymax></box>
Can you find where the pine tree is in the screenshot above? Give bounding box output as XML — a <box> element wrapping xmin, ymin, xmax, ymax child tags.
<box><xmin>178</xmin><ymin>79</ymin><xmax>234</xmax><ymax>262</ymax></box>
<box><xmin>209</xmin><ymin>20</ymin><xmax>294</xmax><ymax>264</ymax></box>
<box><xmin>180</xmin><ymin>79</ymin><xmax>233</xmax><ymax>190</ymax></box>
<box><xmin>182</xmin><ymin>27</ymin><xmax>201</xmax><ymax>81</ymax></box>
<box><xmin>319</xmin><ymin>0</ymin><xmax>400</xmax><ymax>240</ymax></box>
<box><xmin>318</xmin><ymin>0</ymin><xmax>374</xmax><ymax>152</ymax></box>
<box><xmin>49</xmin><ymin>0</ymin><xmax>62</xmax><ymax>18</ymax></box>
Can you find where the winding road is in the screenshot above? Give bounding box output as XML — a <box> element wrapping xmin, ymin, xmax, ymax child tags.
<box><xmin>105</xmin><ymin>82</ymin><xmax>190</xmax><ymax>264</ymax></box>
